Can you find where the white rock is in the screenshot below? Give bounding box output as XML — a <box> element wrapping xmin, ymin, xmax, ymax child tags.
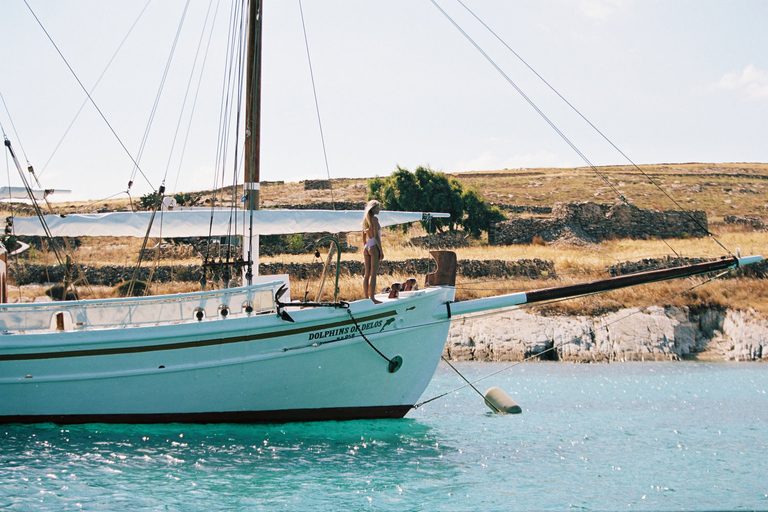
<box><xmin>445</xmin><ymin>307</ymin><xmax>768</xmax><ymax>362</ymax></box>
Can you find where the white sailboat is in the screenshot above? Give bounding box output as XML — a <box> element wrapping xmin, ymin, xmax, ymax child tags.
<box><xmin>0</xmin><ymin>1</ymin><xmax>762</xmax><ymax>424</ymax></box>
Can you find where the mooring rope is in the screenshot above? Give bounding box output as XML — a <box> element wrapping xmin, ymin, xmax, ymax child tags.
<box><xmin>413</xmin><ymin>267</ymin><xmax>734</xmax><ymax>410</ymax></box>
<box><xmin>346</xmin><ymin>309</ymin><xmax>400</xmax><ymax>372</ymax></box>
<box><xmin>440</xmin><ymin>355</ymin><xmax>501</xmax><ymax>413</ymax></box>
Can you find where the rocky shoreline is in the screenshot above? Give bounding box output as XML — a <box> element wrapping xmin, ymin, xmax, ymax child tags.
<box><xmin>445</xmin><ymin>306</ymin><xmax>768</xmax><ymax>362</ymax></box>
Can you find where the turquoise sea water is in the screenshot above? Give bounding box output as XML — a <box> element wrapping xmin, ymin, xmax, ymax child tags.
<box><xmin>1</xmin><ymin>362</ymin><xmax>767</xmax><ymax>511</ymax></box>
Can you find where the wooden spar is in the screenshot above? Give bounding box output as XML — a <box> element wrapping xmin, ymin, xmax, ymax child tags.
<box><xmin>243</xmin><ymin>0</ymin><xmax>263</xmax><ymax>282</ymax></box>
<box><xmin>525</xmin><ymin>257</ymin><xmax>740</xmax><ymax>304</ymax></box>
<box><xmin>442</xmin><ymin>255</ymin><xmax>763</xmax><ymax>318</ymax></box>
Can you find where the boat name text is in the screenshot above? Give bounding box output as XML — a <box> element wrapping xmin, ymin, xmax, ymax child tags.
<box><xmin>308</xmin><ymin>319</ymin><xmax>385</xmax><ymax>342</ymax></box>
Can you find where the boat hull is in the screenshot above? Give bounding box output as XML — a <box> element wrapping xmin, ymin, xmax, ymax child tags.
<box><xmin>0</xmin><ymin>287</ymin><xmax>454</xmax><ymax>424</ymax></box>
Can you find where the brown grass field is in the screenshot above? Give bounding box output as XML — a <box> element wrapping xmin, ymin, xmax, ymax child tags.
<box><xmin>3</xmin><ymin>163</ymin><xmax>767</xmax><ymax>315</ymax></box>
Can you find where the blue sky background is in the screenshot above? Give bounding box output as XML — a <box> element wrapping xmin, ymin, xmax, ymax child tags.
<box><xmin>1</xmin><ymin>0</ymin><xmax>767</xmax><ymax>201</ymax></box>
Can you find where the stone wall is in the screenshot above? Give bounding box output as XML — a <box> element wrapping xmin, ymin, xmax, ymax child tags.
<box><xmin>9</xmin><ymin>263</ymin><xmax>203</xmax><ymax>287</ymax></box>
<box><xmin>724</xmin><ymin>215</ymin><xmax>767</xmax><ymax>230</ymax></box>
<box><xmin>268</xmin><ymin>202</ymin><xmax>366</xmax><ymax>211</ymax></box>
<box><xmin>303</xmin><ymin>180</ymin><xmax>332</xmax><ymax>190</ymax></box>
<box><xmin>607</xmin><ymin>256</ymin><xmax>768</xmax><ymax>279</ymax></box>
<box><xmin>260</xmin><ymin>232</ymin><xmax>349</xmax><ymax>256</ymax></box>
<box><xmin>489</xmin><ymin>202</ymin><xmax>709</xmax><ymax>245</ymax></box>
<box><xmin>260</xmin><ymin>258</ymin><xmax>555</xmax><ymax>281</ymax></box>
<box><xmin>9</xmin><ymin>258</ymin><xmax>555</xmax><ymax>286</ymax></box>
<box><xmin>444</xmin><ymin>306</ymin><xmax>768</xmax><ymax>362</ymax></box>
<box><xmin>489</xmin><ymin>204</ymin><xmax>552</xmax><ymax>215</ymax></box>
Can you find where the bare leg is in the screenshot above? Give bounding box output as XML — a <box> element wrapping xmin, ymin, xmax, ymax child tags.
<box><xmin>369</xmin><ymin>246</ymin><xmax>382</xmax><ymax>304</ymax></box>
<box><xmin>363</xmin><ymin>249</ymin><xmax>372</xmax><ymax>299</ymax></box>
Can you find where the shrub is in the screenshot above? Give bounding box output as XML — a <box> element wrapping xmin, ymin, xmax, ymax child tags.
<box><xmin>461</xmin><ymin>188</ymin><xmax>506</xmax><ymax>238</ymax></box>
<box><xmin>287</xmin><ymin>234</ymin><xmax>304</xmax><ymax>253</ymax></box>
<box><xmin>174</xmin><ymin>192</ymin><xmax>202</xmax><ymax>207</ymax></box>
<box><xmin>1</xmin><ymin>235</ymin><xmax>19</xmax><ymax>252</ymax></box>
<box><xmin>139</xmin><ymin>191</ymin><xmax>161</xmax><ymax>211</ymax></box>
<box><xmin>368</xmin><ymin>166</ymin><xmax>498</xmax><ymax>236</ymax></box>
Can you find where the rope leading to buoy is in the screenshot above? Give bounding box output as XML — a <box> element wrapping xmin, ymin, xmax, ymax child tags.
<box><xmin>414</xmin><ymin>268</ymin><xmax>734</xmax><ymax>410</ymax></box>
<box><xmin>439</xmin><ymin>356</ymin><xmax>500</xmax><ymax>413</ymax></box>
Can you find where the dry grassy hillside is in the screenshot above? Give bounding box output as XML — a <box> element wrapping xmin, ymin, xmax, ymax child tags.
<box><xmin>21</xmin><ymin>163</ymin><xmax>766</xmax><ymax>218</ymax></box>
<box><xmin>2</xmin><ymin>163</ymin><xmax>767</xmax><ymax>314</ymax></box>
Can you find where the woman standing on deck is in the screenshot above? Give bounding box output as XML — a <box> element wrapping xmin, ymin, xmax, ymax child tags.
<box><xmin>362</xmin><ymin>200</ymin><xmax>384</xmax><ymax>304</ymax></box>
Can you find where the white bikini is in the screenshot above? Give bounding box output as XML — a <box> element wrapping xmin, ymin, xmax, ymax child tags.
<box><xmin>364</xmin><ymin>228</ymin><xmax>380</xmax><ymax>253</ymax></box>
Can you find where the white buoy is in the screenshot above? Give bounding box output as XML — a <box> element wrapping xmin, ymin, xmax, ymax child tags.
<box><xmin>484</xmin><ymin>387</ymin><xmax>522</xmax><ymax>414</ymax></box>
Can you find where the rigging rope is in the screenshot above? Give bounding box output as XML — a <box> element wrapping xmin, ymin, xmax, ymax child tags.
<box><xmin>1</xmin><ymin>98</ymin><xmax>91</xmax><ymax>295</ymax></box>
<box><xmin>431</xmin><ymin>0</ymin><xmax>735</xmax><ymax>261</ymax></box>
<box><xmin>129</xmin><ymin>0</ymin><xmax>192</xmax><ymax>190</ymax></box>
<box><xmin>160</xmin><ymin>0</ymin><xmax>217</xmax><ymax>188</ymax></box>
<box><xmin>298</xmin><ymin>0</ymin><xmax>336</xmax><ymax>209</ymax></box>
<box><xmin>202</xmin><ymin>1</ymin><xmax>248</xmax><ymax>288</ymax></box>
<box><xmin>1</xmin><ymin>130</ymin><xmax>23</xmax><ymax>303</ymax></box>
<box><xmin>171</xmin><ymin>0</ymin><xmax>222</xmax><ymax>194</ymax></box>
<box><xmin>223</xmin><ymin>2</ymin><xmax>250</xmax><ymax>285</ymax></box>
<box><xmin>20</xmin><ymin>0</ymin><xmax>154</xmax><ymax>190</ymax></box>
<box><xmin>127</xmin><ymin>183</ymin><xmax>166</xmax><ymax>297</ymax></box>
<box><xmin>0</xmin><ymin>93</ymin><xmax>31</xmax><ymax>165</ymax></box>
<box><xmin>37</xmin><ymin>0</ymin><xmax>154</xmax><ymax>181</ymax></box>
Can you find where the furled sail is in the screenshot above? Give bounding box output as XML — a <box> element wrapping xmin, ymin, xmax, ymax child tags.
<box><xmin>0</xmin><ymin>186</ymin><xmax>71</xmax><ymax>201</ymax></box>
<box><xmin>10</xmin><ymin>209</ymin><xmax>449</xmax><ymax>238</ymax></box>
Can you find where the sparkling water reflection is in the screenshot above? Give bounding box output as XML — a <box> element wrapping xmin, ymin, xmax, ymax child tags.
<box><xmin>1</xmin><ymin>362</ymin><xmax>766</xmax><ymax>510</ymax></box>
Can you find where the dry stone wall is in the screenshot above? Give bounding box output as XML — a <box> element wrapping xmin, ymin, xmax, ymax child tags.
<box><xmin>303</xmin><ymin>180</ymin><xmax>332</xmax><ymax>190</ymax></box>
<box><xmin>489</xmin><ymin>202</ymin><xmax>709</xmax><ymax>245</ymax></box>
<box><xmin>9</xmin><ymin>258</ymin><xmax>555</xmax><ymax>286</ymax></box>
<box><xmin>607</xmin><ymin>256</ymin><xmax>768</xmax><ymax>279</ymax></box>
<box><xmin>268</xmin><ymin>202</ymin><xmax>366</xmax><ymax>211</ymax></box>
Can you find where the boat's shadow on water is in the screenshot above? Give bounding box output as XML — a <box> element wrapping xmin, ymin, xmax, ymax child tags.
<box><xmin>3</xmin><ymin>418</ymin><xmax>451</xmax><ymax>469</ymax></box>
<box><xmin>1</xmin><ymin>419</ymin><xmax>467</xmax><ymax>509</ymax></box>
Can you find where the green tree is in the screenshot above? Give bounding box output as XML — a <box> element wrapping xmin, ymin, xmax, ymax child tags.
<box><xmin>368</xmin><ymin>166</ymin><xmax>499</xmax><ymax>237</ymax></box>
<box><xmin>461</xmin><ymin>188</ymin><xmax>505</xmax><ymax>238</ymax></box>
<box><xmin>174</xmin><ymin>192</ymin><xmax>202</xmax><ymax>207</ymax></box>
<box><xmin>139</xmin><ymin>191</ymin><xmax>161</xmax><ymax>210</ymax></box>
<box><xmin>413</xmin><ymin>167</ymin><xmax>464</xmax><ymax>232</ymax></box>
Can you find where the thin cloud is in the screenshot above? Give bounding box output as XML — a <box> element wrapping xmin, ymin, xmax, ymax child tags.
<box><xmin>578</xmin><ymin>0</ymin><xmax>627</xmax><ymax>21</ymax></box>
<box><xmin>714</xmin><ymin>64</ymin><xmax>768</xmax><ymax>100</ymax></box>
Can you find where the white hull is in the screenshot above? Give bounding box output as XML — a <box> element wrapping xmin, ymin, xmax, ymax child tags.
<box><xmin>0</xmin><ymin>286</ymin><xmax>454</xmax><ymax>424</ymax></box>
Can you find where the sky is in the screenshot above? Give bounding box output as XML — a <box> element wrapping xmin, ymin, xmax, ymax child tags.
<box><xmin>1</xmin><ymin>0</ymin><xmax>767</xmax><ymax>202</ymax></box>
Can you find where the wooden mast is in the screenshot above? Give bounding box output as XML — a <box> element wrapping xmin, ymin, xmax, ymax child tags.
<box><xmin>243</xmin><ymin>0</ymin><xmax>263</xmax><ymax>283</ymax></box>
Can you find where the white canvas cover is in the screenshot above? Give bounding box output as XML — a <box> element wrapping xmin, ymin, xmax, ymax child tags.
<box><xmin>0</xmin><ymin>186</ymin><xmax>71</xmax><ymax>201</ymax></box>
<box><xmin>10</xmin><ymin>209</ymin><xmax>449</xmax><ymax>238</ymax></box>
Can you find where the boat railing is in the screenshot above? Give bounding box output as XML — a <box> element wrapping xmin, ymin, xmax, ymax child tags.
<box><xmin>0</xmin><ymin>279</ymin><xmax>286</xmax><ymax>333</ymax></box>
